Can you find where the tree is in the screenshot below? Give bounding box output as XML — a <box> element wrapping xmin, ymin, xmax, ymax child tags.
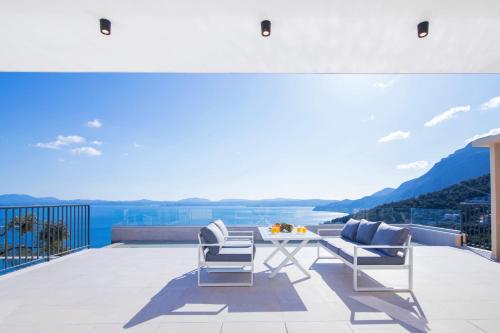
<box><xmin>0</xmin><ymin>213</ymin><xmax>69</xmax><ymax>258</ymax></box>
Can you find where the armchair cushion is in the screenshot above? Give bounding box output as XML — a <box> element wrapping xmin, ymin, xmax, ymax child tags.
<box><xmin>200</xmin><ymin>223</ymin><xmax>225</xmax><ymax>255</ymax></box>
<box><xmin>355</xmin><ymin>220</ymin><xmax>381</xmax><ymax>244</ymax></box>
<box><xmin>371</xmin><ymin>222</ymin><xmax>410</xmax><ymax>256</ymax></box>
<box><xmin>340</xmin><ymin>218</ymin><xmax>361</xmax><ymax>241</ymax></box>
<box><xmin>213</xmin><ymin>219</ymin><xmax>229</xmax><ymax>239</ymax></box>
<box><xmin>205</xmin><ymin>245</ymin><xmax>256</xmax><ymax>262</ymax></box>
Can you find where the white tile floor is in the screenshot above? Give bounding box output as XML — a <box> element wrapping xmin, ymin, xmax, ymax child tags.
<box><xmin>1</xmin><ymin>244</ymin><xmax>500</xmax><ymax>332</ymax></box>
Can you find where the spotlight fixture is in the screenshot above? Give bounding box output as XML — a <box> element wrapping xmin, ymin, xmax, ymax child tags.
<box><xmin>100</xmin><ymin>18</ymin><xmax>111</xmax><ymax>35</ymax></box>
<box><xmin>417</xmin><ymin>21</ymin><xmax>429</xmax><ymax>38</ymax></box>
<box><xmin>261</xmin><ymin>20</ymin><xmax>271</xmax><ymax>37</ymax></box>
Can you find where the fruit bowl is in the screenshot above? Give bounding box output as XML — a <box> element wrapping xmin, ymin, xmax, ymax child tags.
<box><xmin>269</xmin><ymin>223</ymin><xmax>293</xmax><ymax>233</ymax></box>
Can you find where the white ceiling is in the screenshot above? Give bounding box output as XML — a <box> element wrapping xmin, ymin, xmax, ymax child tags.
<box><xmin>1</xmin><ymin>0</ymin><xmax>500</xmax><ymax>73</ymax></box>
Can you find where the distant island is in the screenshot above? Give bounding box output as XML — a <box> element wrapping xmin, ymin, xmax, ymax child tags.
<box><xmin>0</xmin><ymin>194</ymin><xmax>337</xmax><ymax>208</ymax></box>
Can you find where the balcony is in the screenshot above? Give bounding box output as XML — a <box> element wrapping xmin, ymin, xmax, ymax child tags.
<box><xmin>1</xmin><ymin>239</ymin><xmax>499</xmax><ymax>332</ymax></box>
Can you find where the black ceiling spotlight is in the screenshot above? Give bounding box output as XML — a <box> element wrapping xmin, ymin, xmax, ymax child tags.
<box><xmin>261</xmin><ymin>20</ymin><xmax>271</xmax><ymax>37</ymax></box>
<box><xmin>100</xmin><ymin>18</ymin><xmax>111</xmax><ymax>35</ymax></box>
<box><xmin>417</xmin><ymin>21</ymin><xmax>429</xmax><ymax>38</ymax></box>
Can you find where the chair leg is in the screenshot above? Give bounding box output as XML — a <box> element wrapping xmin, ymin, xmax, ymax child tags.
<box><xmin>353</xmin><ymin>267</ymin><xmax>358</xmax><ymax>291</ymax></box>
<box><xmin>408</xmin><ymin>266</ymin><xmax>413</xmax><ymax>291</ymax></box>
<box><xmin>408</xmin><ymin>247</ymin><xmax>414</xmax><ymax>291</ymax></box>
<box><xmin>250</xmin><ymin>262</ymin><xmax>254</xmax><ymax>286</ymax></box>
<box><xmin>198</xmin><ymin>265</ymin><xmax>202</xmax><ymax>287</ymax></box>
<box><xmin>316</xmin><ymin>245</ymin><xmax>338</xmax><ymax>260</ymax></box>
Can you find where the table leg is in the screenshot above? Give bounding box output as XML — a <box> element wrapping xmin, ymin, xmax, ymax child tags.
<box><xmin>269</xmin><ymin>240</ymin><xmax>310</xmax><ymax>278</ymax></box>
<box><xmin>264</xmin><ymin>240</ymin><xmax>288</xmax><ymax>264</ymax></box>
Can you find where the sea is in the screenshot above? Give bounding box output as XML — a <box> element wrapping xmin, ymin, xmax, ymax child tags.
<box><xmin>91</xmin><ymin>205</ymin><xmax>345</xmax><ymax>247</ymax></box>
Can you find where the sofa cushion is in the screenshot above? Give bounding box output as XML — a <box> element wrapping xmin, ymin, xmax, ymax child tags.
<box><xmin>205</xmin><ymin>244</ymin><xmax>256</xmax><ymax>262</ymax></box>
<box><xmin>200</xmin><ymin>223</ymin><xmax>225</xmax><ymax>255</ymax></box>
<box><xmin>319</xmin><ymin>237</ymin><xmax>358</xmax><ymax>255</ymax></box>
<box><xmin>355</xmin><ymin>220</ymin><xmax>381</xmax><ymax>244</ymax></box>
<box><xmin>213</xmin><ymin>219</ymin><xmax>229</xmax><ymax>239</ymax></box>
<box><xmin>371</xmin><ymin>222</ymin><xmax>410</xmax><ymax>256</ymax></box>
<box><xmin>338</xmin><ymin>246</ymin><xmax>405</xmax><ymax>265</ymax></box>
<box><xmin>340</xmin><ymin>219</ymin><xmax>361</xmax><ymax>241</ymax></box>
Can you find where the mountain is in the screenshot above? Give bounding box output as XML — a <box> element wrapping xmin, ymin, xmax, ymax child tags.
<box><xmin>0</xmin><ymin>194</ymin><xmax>61</xmax><ymax>206</ymax></box>
<box><xmin>315</xmin><ymin>143</ymin><xmax>490</xmax><ymax>213</ymax></box>
<box><xmin>177</xmin><ymin>198</ymin><xmax>213</xmax><ymax>204</ymax></box>
<box><xmin>375</xmin><ymin>174</ymin><xmax>490</xmax><ymax>210</ymax></box>
<box><xmin>0</xmin><ymin>194</ymin><xmax>335</xmax><ymax>208</ymax></box>
<box><xmin>328</xmin><ymin>174</ymin><xmax>491</xmax><ymax>225</ymax></box>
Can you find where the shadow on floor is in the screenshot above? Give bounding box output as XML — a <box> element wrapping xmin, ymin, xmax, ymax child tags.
<box><xmin>311</xmin><ymin>261</ymin><xmax>429</xmax><ymax>333</ymax></box>
<box><xmin>124</xmin><ymin>269</ymin><xmax>306</xmax><ymax>328</ymax></box>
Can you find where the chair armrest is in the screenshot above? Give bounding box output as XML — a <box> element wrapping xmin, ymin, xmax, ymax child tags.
<box><xmin>199</xmin><ymin>239</ymin><xmax>255</xmax><ymax>247</ymax></box>
<box><xmin>228</xmin><ymin>230</ymin><xmax>254</xmax><ymax>235</ymax></box>
<box><xmin>226</xmin><ymin>236</ymin><xmax>253</xmax><ymax>240</ymax></box>
<box><xmin>227</xmin><ymin>230</ymin><xmax>254</xmax><ymax>240</ymax></box>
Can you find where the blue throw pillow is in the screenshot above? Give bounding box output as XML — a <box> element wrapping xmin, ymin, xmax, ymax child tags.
<box><xmin>340</xmin><ymin>219</ymin><xmax>360</xmax><ymax>241</ymax></box>
<box><xmin>371</xmin><ymin>222</ymin><xmax>410</xmax><ymax>256</ymax></box>
<box><xmin>200</xmin><ymin>223</ymin><xmax>225</xmax><ymax>255</ymax></box>
<box><xmin>355</xmin><ymin>220</ymin><xmax>381</xmax><ymax>244</ymax></box>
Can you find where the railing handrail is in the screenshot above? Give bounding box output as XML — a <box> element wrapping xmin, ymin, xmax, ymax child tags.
<box><xmin>0</xmin><ymin>204</ymin><xmax>90</xmax><ymax>209</ymax></box>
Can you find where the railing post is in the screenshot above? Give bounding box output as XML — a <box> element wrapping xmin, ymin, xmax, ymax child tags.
<box><xmin>3</xmin><ymin>209</ymin><xmax>7</xmax><ymax>270</ymax></box>
<box><xmin>18</xmin><ymin>208</ymin><xmax>21</xmax><ymax>266</ymax></box>
<box><xmin>47</xmin><ymin>207</ymin><xmax>51</xmax><ymax>261</ymax></box>
<box><xmin>87</xmin><ymin>205</ymin><xmax>91</xmax><ymax>249</ymax></box>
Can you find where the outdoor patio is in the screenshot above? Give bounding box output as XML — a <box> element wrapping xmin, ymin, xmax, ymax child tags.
<box><xmin>1</xmin><ymin>244</ymin><xmax>499</xmax><ymax>333</ymax></box>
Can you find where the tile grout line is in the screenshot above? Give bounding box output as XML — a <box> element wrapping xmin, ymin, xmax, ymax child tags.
<box><xmin>466</xmin><ymin>319</ymin><xmax>488</xmax><ymax>333</ymax></box>
<box><xmin>347</xmin><ymin>321</ymin><xmax>356</xmax><ymax>333</ymax></box>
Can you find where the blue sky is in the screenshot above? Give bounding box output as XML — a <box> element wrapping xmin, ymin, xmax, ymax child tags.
<box><xmin>0</xmin><ymin>73</ymin><xmax>499</xmax><ymax>201</ymax></box>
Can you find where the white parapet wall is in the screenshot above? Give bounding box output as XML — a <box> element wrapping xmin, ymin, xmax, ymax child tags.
<box><xmin>406</xmin><ymin>224</ymin><xmax>463</xmax><ymax>247</ymax></box>
<box><xmin>111</xmin><ymin>224</ymin><xmax>344</xmax><ymax>242</ymax></box>
<box><xmin>112</xmin><ymin>223</ymin><xmax>463</xmax><ymax>247</ymax></box>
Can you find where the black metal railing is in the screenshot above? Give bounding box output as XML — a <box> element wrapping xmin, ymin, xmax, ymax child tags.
<box><xmin>0</xmin><ymin>205</ymin><xmax>90</xmax><ymax>273</ymax></box>
<box><xmin>461</xmin><ymin>203</ymin><xmax>491</xmax><ymax>250</ymax></box>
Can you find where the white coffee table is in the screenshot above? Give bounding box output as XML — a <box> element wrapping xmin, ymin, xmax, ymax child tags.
<box><xmin>258</xmin><ymin>227</ymin><xmax>322</xmax><ymax>279</ymax></box>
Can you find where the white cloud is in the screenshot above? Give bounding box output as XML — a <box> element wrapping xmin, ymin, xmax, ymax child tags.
<box><xmin>372</xmin><ymin>79</ymin><xmax>396</xmax><ymax>89</ymax></box>
<box><xmin>424</xmin><ymin>105</ymin><xmax>470</xmax><ymax>127</ymax></box>
<box><xmin>465</xmin><ymin>128</ymin><xmax>500</xmax><ymax>143</ymax></box>
<box><xmin>397</xmin><ymin>160</ymin><xmax>429</xmax><ymax>170</ymax></box>
<box><xmin>378</xmin><ymin>131</ymin><xmax>410</xmax><ymax>143</ymax></box>
<box><xmin>71</xmin><ymin>146</ymin><xmax>102</xmax><ymax>156</ymax></box>
<box><xmin>92</xmin><ymin>140</ymin><xmax>103</xmax><ymax>146</ymax></box>
<box><xmin>133</xmin><ymin>142</ymin><xmax>141</xmax><ymax>148</ymax></box>
<box><xmin>35</xmin><ymin>135</ymin><xmax>85</xmax><ymax>149</ymax></box>
<box><xmin>480</xmin><ymin>96</ymin><xmax>500</xmax><ymax>111</ymax></box>
<box><xmin>87</xmin><ymin>119</ymin><xmax>102</xmax><ymax>128</ymax></box>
